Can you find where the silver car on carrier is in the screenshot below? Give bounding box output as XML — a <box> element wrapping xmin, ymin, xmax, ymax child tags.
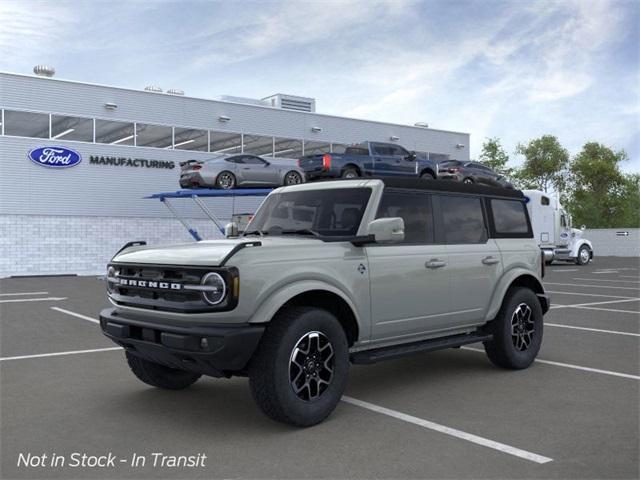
<box><xmin>179</xmin><ymin>154</ymin><xmax>305</xmax><ymax>189</ymax></box>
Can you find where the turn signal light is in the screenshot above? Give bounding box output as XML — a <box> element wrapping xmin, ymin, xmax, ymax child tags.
<box><xmin>322</xmin><ymin>154</ymin><xmax>332</xmax><ymax>170</ymax></box>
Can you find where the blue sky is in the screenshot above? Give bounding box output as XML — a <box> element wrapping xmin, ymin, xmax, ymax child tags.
<box><xmin>1</xmin><ymin>0</ymin><xmax>638</xmax><ymax>171</ymax></box>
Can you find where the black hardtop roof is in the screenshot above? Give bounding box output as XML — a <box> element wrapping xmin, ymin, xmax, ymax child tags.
<box><xmin>379</xmin><ymin>177</ymin><xmax>525</xmax><ymax>199</ymax></box>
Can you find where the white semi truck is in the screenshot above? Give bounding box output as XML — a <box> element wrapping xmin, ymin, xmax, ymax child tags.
<box><xmin>523</xmin><ymin>190</ymin><xmax>593</xmax><ymax>265</ymax></box>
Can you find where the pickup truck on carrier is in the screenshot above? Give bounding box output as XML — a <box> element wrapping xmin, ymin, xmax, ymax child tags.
<box><xmin>298</xmin><ymin>141</ymin><xmax>439</xmax><ymax>181</ymax></box>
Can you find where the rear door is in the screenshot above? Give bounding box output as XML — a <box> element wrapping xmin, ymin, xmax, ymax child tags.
<box><xmin>367</xmin><ymin>189</ymin><xmax>451</xmax><ymax>341</ymax></box>
<box><xmin>436</xmin><ymin>194</ymin><xmax>502</xmax><ymax>326</ymax></box>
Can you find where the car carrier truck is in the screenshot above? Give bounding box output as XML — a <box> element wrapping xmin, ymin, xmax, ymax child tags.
<box><xmin>523</xmin><ymin>190</ymin><xmax>593</xmax><ymax>265</ymax></box>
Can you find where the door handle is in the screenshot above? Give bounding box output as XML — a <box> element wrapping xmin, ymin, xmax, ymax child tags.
<box><xmin>482</xmin><ymin>256</ymin><xmax>500</xmax><ymax>265</ymax></box>
<box><xmin>242</xmin><ymin>167</ymin><xmax>251</xmax><ymax>170</ymax></box>
<box><xmin>425</xmin><ymin>259</ymin><xmax>446</xmax><ymax>269</ymax></box>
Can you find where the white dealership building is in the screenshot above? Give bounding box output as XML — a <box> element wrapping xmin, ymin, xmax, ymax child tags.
<box><xmin>0</xmin><ymin>69</ymin><xmax>470</xmax><ymax>277</ymax></box>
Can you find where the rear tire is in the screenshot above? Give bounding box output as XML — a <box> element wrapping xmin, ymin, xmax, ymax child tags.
<box><xmin>125</xmin><ymin>352</ymin><xmax>201</xmax><ymax>390</ymax></box>
<box><xmin>284</xmin><ymin>170</ymin><xmax>303</xmax><ymax>186</ymax></box>
<box><xmin>341</xmin><ymin>167</ymin><xmax>359</xmax><ymax>179</ymax></box>
<box><xmin>216</xmin><ymin>171</ymin><xmax>236</xmax><ymax>189</ymax></box>
<box><xmin>248</xmin><ymin>307</ymin><xmax>349</xmax><ymax>427</ymax></box>
<box><xmin>483</xmin><ymin>287</ymin><xmax>543</xmax><ymax>370</ymax></box>
<box><xmin>420</xmin><ymin>171</ymin><xmax>436</xmax><ymax>180</ymax></box>
<box><xmin>463</xmin><ymin>177</ymin><xmax>474</xmax><ymax>184</ymax></box>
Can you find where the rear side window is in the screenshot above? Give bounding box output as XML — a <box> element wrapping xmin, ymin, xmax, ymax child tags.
<box><xmin>490</xmin><ymin>199</ymin><xmax>532</xmax><ymax>237</ymax></box>
<box><xmin>345</xmin><ymin>147</ymin><xmax>369</xmax><ymax>156</ymax></box>
<box><xmin>376</xmin><ymin>190</ymin><xmax>434</xmax><ymax>244</ymax></box>
<box><xmin>440</xmin><ymin>195</ymin><xmax>487</xmax><ymax>244</ymax></box>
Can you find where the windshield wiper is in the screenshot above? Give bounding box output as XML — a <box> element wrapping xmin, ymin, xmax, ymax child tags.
<box><xmin>243</xmin><ymin>230</ymin><xmax>265</xmax><ymax>237</ymax></box>
<box><xmin>279</xmin><ymin>229</ymin><xmax>321</xmax><ymax>238</ymax></box>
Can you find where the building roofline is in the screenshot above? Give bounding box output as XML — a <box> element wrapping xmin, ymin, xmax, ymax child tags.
<box><xmin>0</xmin><ymin>71</ymin><xmax>470</xmax><ymax>137</ymax></box>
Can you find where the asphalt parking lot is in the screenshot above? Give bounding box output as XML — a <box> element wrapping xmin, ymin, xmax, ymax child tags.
<box><xmin>1</xmin><ymin>256</ymin><xmax>638</xmax><ymax>479</ymax></box>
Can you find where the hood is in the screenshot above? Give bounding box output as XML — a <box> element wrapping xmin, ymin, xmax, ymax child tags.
<box><xmin>113</xmin><ymin>239</ymin><xmax>247</xmax><ymax>266</ymax></box>
<box><xmin>112</xmin><ymin>236</ymin><xmax>322</xmax><ymax>266</ymax></box>
<box><xmin>571</xmin><ymin>228</ymin><xmax>584</xmax><ymax>240</ymax></box>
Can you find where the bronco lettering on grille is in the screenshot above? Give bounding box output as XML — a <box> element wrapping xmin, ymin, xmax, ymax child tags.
<box><xmin>119</xmin><ymin>278</ymin><xmax>182</xmax><ymax>290</ymax></box>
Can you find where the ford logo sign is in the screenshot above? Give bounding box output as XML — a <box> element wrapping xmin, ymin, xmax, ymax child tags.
<box><xmin>28</xmin><ymin>146</ymin><xmax>82</xmax><ymax>168</ymax></box>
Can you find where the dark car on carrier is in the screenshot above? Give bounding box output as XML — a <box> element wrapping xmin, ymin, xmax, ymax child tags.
<box><xmin>437</xmin><ymin>160</ymin><xmax>513</xmax><ymax>189</ymax></box>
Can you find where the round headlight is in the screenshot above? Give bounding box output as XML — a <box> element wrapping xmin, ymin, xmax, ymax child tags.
<box><xmin>201</xmin><ymin>272</ymin><xmax>226</xmax><ymax>305</ymax></box>
<box><xmin>106</xmin><ymin>266</ymin><xmax>116</xmax><ymax>294</ymax></box>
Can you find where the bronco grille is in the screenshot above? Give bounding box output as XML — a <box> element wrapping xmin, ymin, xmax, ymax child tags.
<box><xmin>107</xmin><ymin>263</ymin><xmax>238</xmax><ymax>313</ymax></box>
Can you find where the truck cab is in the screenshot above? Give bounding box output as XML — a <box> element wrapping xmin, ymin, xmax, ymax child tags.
<box><xmin>523</xmin><ymin>190</ymin><xmax>593</xmax><ymax>265</ymax></box>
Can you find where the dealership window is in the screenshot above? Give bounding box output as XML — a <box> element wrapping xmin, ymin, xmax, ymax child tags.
<box><xmin>210</xmin><ymin>131</ymin><xmax>243</xmax><ymax>154</ymax></box>
<box><xmin>376</xmin><ymin>190</ymin><xmax>434</xmax><ymax>244</ymax></box>
<box><xmin>51</xmin><ymin>114</ymin><xmax>93</xmax><ymax>142</ymax></box>
<box><xmin>440</xmin><ymin>195</ymin><xmax>487</xmax><ymax>244</ymax></box>
<box><xmin>95</xmin><ymin>119</ymin><xmax>135</xmax><ymax>145</ymax></box>
<box><xmin>491</xmin><ymin>199</ymin><xmax>530</xmax><ymax>235</ymax></box>
<box><xmin>303</xmin><ymin>141</ymin><xmax>331</xmax><ymax>155</ymax></box>
<box><xmin>273</xmin><ymin>137</ymin><xmax>303</xmax><ymax>159</ymax></box>
<box><xmin>173</xmin><ymin>127</ymin><xmax>208</xmax><ymax>151</ymax></box>
<box><xmin>135</xmin><ymin>123</ymin><xmax>173</xmax><ymax>148</ymax></box>
<box><xmin>244</xmin><ymin>134</ymin><xmax>274</xmax><ymax>156</ymax></box>
<box><xmin>3</xmin><ymin>110</ymin><xmax>49</xmax><ymax>138</ymax></box>
<box><xmin>428</xmin><ymin>153</ymin><xmax>450</xmax><ymax>163</ymax></box>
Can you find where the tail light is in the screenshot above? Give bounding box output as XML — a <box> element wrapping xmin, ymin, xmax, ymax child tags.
<box><xmin>192</xmin><ymin>165</ymin><xmax>202</xmax><ymax>171</ymax></box>
<box><xmin>297</xmin><ymin>159</ymin><xmax>301</xmax><ymax>167</ymax></box>
<box><xmin>322</xmin><ymin>154</ymin><xmax>332</xmax><ymax>170</ymax></box>
<box><xmin>448</xmin><ymin>167</ymin><xmax>460</xmax><ymax>173</ymax></box>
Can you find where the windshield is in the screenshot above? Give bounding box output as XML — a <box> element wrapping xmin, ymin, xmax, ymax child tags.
<box><xmin>245</xmin><ymin>188</ymin><xmax>371</xmax><ymax>238</ymax></box>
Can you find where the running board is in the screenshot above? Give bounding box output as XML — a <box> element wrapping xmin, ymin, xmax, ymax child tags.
<box><xmin>350</xmin><ymin>332</ymin><xmax>492</xmax><ymax>365</ymax></box>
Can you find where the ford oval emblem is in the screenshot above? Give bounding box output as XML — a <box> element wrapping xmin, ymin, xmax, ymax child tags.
<box><xmin>28</xmin><ymin>146</ymin><xmax>82</xmax><ymax>168</ymax></box>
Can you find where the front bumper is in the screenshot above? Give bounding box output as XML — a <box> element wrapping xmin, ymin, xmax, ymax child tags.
<box><xmin>100</xmin><ymin>308</ymin><xmax>264</xmax><ymax>377</ymax></box>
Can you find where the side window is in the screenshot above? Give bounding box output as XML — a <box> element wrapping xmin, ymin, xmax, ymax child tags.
<box><xmin>242</xmin><ymin>156</ymin><xmax>266</xmax><ymax>165</ymax></box>
<box><xmin>390</xmin><ymin>145</ymin><xmax>409</xmax><ymax>157</ymax></box>
<box><xmin>491</xmin><ymin>199</ymin><xmax>530</xmax><ymax>235</ymax></box>
<box><xmin>440</xmin><ymin>195</ymin><xmax>487</xmax><ymax>244</ymax></box>
<box><xmin>226</xmin><ymin>156</ymin><xmax>244</xmax><ymax>164</ymax></box>
<box><xmin>376</xmin><ymin>190</ymin><xmax>433</xmax><ymax>244</ymax></box>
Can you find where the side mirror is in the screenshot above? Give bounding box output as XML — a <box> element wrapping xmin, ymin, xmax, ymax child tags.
<box><xmin>581</xmin><ymin>225</ymin><xmax>586</xmax><ymax>231</ymax></box>
<box><xmin>224</xmin><ymin>222</ymin><xmax>239</xmax><ymax>238</ymax></box>
<box><xmin>407</xmin><ymin>151</ymin><xmax>417</xmax><ymax>161</ymax></box>
<box><xmin>367</xmin><ymin>217</ymin><xmax>404</xmax><ymax>244</ymax></box>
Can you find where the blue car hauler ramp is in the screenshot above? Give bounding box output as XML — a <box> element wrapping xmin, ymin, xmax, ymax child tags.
<box><xmin>146</xmin><ymin>188</ymin><xmax>272</xmax><ymax>241</ymax></box>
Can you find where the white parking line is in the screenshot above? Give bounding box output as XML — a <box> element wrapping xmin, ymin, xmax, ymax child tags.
<box><xmin>570</xmin><ymin>306</ymin><xmax>639</xmax><ymax>315</ymax></box>
<box><xmin>342</xmin><ymin>396</ymin><xmax>553</xmax><ymax>464</ymax></box>
<box><xmin>0</xmin><ymin>297</ymin><xmax>67</xmax><ymax>304</ymax></box>
<box><xmin>0</xmin><ymin>291</ymin><xmax>49</xmax><ymax>296</ymax></box>
<box><xmin>51</xmin><ymin>307</ymin><xmax>99</xmax><ymax>324</ymax></box>
<box><xmin>550</xmin><ymin>269</ymin><xmax>579</xmax><ymax>272</ymax></box>
<box><xmin>550</xmin><ymin>298</ymin><xmax>640</xmax><ymax>309</ymax></box>
<box><xmin>0</xmin><ymin>347</ymin><xmax>122</xmax><ymax>362</ymax></box>
<box><xmin>546</xmin><ymin>290</ymin><xmax>636</xmax><ymax>299</ymax></box>
<box><xmin>545</xmin><ymin>323</ymin><xmax>640</xmax><ymax>337</ymax></box>
<box><xmin>593</xmin><ymin>271</ymin><xmax>619</xmax><ymax>274</ymax></box>
<box><xmin>621</xmin><ymin>275</ymin><xmax>640</xmax><ymax>279</ymax></box>
<box><xmin>573</xmin><ymin>277</ymin><xmax>640</xmax><ymax>284</ymax></box>
<box><xmin>544</xmin><ymin>282</ymin><xmax>640</xmax><ymax>291</ymax></box>
<box><xmin>462</xmin><ymin>347</ymin><xmax>640</xmax><ymax>380</ymax></box>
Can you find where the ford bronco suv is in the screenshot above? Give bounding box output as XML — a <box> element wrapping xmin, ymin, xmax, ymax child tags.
<box><xmin>100</xmin><ymin>178</ymin><xmax>549</xmax><ymax>427</ymax></box>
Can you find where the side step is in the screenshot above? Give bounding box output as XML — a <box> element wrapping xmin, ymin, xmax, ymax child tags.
<box><xmin>350</xmin><ymin>332</ymin><xmax>492</xmax><ymax>365</ymax></box>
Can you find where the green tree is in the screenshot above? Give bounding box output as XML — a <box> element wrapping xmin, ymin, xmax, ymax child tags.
<box><xmin>479</xmin><ymin>137</ymin><xmax>511</xmax><ymax>174</ymax></box>
<box><xmin>566</xmin><ymin>142</ymin><xmax>638</xmax><ymax>228</ymax></box>
<box><xmin>516</xmin><ymin>135</ymin><xmax>569</xmax><ymax>192</ymax></box>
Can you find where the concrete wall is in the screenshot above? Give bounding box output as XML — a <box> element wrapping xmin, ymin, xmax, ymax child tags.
<box><xmin>584</xmin><ymin>228</ymin><xmax>640</xmax><ymax>257</ymax></box>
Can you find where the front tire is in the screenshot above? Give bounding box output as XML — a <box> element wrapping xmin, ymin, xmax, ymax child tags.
<box><xmin>576</xmin><ymin>245</ymin><xmax>591</xmax><ymax>265</ymax></box>
<box><xmin>125</xmin><ymin>352</ymin><xmax>201</xmax><ymax>390</ymax></box>
<box><xmin>216</xmin><ymin>171</ymin><xmax>236</xmax><ymax>189</ymax></box>
<box><xmin>248</xmin><ymin>307</ymin><xmax>349</xmax><ymax>427</ymax></box>
<box><xmin>483</xmin><ymin>287</ymin><xmax>543</xmax><ymax>370</ymax></box>
<box><xmin>463</xmin><ymin>177</ymin><xmax>474</xmax><ymax>184</ymax></box>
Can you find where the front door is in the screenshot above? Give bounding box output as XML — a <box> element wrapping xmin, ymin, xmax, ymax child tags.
<box><xmin>367</xmin><ymin>189</ymin><xmax>451</xmax><ymax>341</ymax></box>
<box><xmin>238</xmin><ymin>156</ymin><xmax>274</xmax><ymax>185</ymax></box>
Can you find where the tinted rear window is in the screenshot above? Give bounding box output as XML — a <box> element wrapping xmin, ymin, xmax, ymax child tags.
<box><xmin>440</xmin><ymin>195</ymin><xmax>487</xmax><ymax>244</ymax></box>
<box><xmin>345</xmin><ymin>147</ymin><xmax>369</xmax><ymax>156</ymax></box>
<box><xmin>491</xmin><ymin>199</ymin><xmax>530</xmax><ymax>235</ymax></box>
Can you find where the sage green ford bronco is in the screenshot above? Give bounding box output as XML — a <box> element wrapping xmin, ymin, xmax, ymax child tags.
<box><xmin>100</xmin><ymin>178</ymin><xmax>549</xmax><ymax>426</ymax></box>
